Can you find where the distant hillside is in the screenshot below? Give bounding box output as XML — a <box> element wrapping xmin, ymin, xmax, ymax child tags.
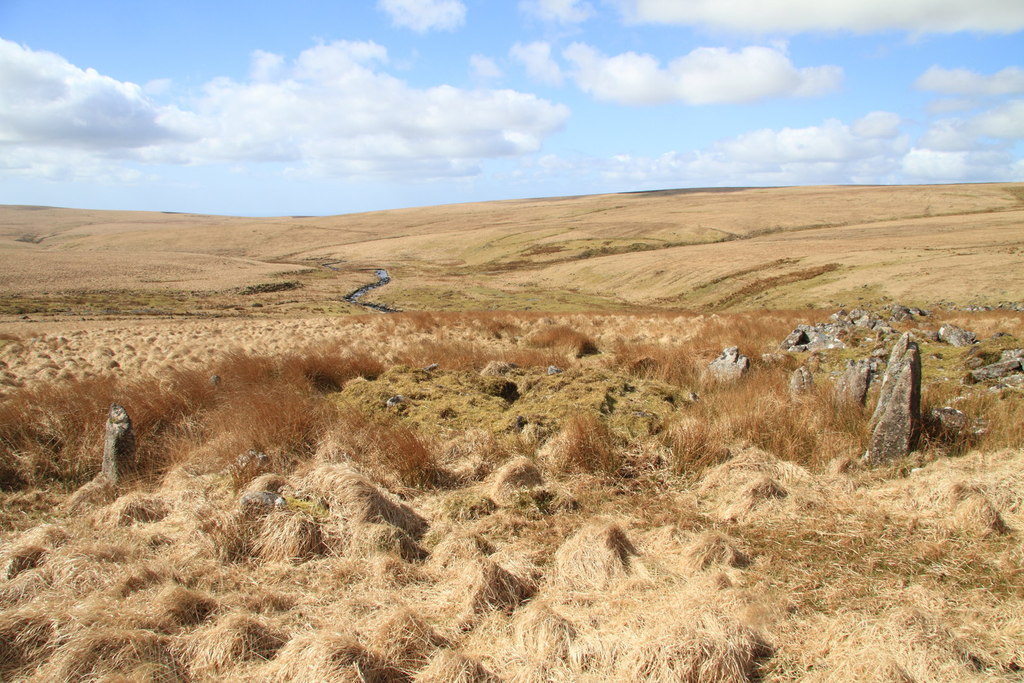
<box><xmin>1</xmin><ymin>183</ymin><xmax>1022</xmax><ymax>315</ymax></box>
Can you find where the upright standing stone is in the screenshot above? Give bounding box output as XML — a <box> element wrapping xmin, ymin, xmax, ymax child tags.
<box><xmin>864</xmin><ymin>334</ymin><xmax>921</xmax><ymax>464</ymax></box>
<box><xmin>835</xmin><ymin>359</ymin><xmax>873</xmax><ymax>406</ymax></box>
<box><xmin>102</xmin><ymin>403</ymin><xmax>136</xmax><ymax>484</ymax></box>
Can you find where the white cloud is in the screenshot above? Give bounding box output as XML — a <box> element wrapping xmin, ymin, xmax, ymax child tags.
<box><xmin>616</xmin><ymin>0</ymin><xmax>1024</xmax><ymax>34</ymax></box>
<box><xmin>562</xmin><ymin>43</ymin><xmax>841</xmax><ymax>105</ymax></box>
<box><xmin>510</xmin><ymin>41</ymin><xmax>564</xmax><ymax>85</ymax></box>
<box><xmin>0</xmin><ymin>39</ymin><xmax>570</xmax><ymax>182</ymax></box>
<box><xmin>900</xmin><ymin>148</ymin><xmax>1016</xmax><ymax>181</ymax></box>
<box><xmin>914</xmin><ymin>66</ymin><xmax>1024</xmax><ymax>95</ymax></box>
<box><xmin>971</xmin><ymin>99</ymin><xmax>1024</xmax><ymax>138</ymax></box>
<box><xmin>520</xmin><ymin>0</ymin><xmax>594</xmax><ymax>23</ymax></box>
<box><xmin>918</xmin><ymin>119</ymin><xmax>975</xmax><ymax>151</ymax></box>
<box><xmin>0</xmin><ymin>38</ymin><xmax>185</xmax><ymax>149</ymax></box>
<box><xmin>852</xmin><ymin>111</ymin><xmax>902</xmax><ymax>139</ymax></box>
<box><xmin>470</xmin><ymin>54</ymin><xmax>503</xmax><ymax>80</ymax></box>
<box><xmin>377</xmin><ymin>0</ymin><xmax>466</xmax><ymax>32</ymax></box>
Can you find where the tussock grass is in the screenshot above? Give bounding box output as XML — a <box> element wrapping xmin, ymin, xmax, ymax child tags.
<box><xmin>184</xmin><ymin>612</ymin><xmax>288</xmax><ymax>676</ymax></box>
<box><xmin>553</xmin><ymin>522</ymin><xmax>638</xmax><ymax>592</ymax></box>
<box><xmin>527</xmin><ymin>324</ymin><xmax>599</xmax><ymax>357</ymax></box>
<box><xmin>2</xmin><ymin>306</ymin><xmax>1023</xmax><ymax>679</ymax></box>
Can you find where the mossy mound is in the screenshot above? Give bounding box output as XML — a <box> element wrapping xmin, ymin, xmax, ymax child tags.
<box><xmin>334</xmin><ymin>365</ymin><xmax>685</xmax><ymax>439</ymax></box>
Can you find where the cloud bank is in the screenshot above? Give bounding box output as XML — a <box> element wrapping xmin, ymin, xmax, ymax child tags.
<box><xmin>0</xmin><ymin>38</ymin><xmax>570</xmax><ymax>181</ymax></box>
<box><xmin>616</xmin><ymin>0</ymin><xmax>1024</xmax><ymax>34</ymax></box>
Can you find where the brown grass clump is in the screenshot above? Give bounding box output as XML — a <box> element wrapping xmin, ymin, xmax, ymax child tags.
<box><xmin>192</xmin><ymin>508</ymin><xmax>257</xmax><ymax>563</ymax></box>
<box><xmin>266</xmin><ymin>630</ymin><xmax>384</xmax><ymax>682</ymax></box>
<box><xmin>951</xmin><ymin>495</ymin><xmax>1011</xmax><ymax>537</ymax></box>
<box><xmin>245</xmin><ymin>472</ymin><xmax>289</xmax><ymax>494</ymax></box>
<box><xmin>323</xmin><ymin>412</ymin><xmax>441</xmax><ymax>488</ymax></box>
<box><xmin>489</xmin><ymin>456</ymin><xmax>543</xmax><ymax>505</ymax></box>
<box><xmin>427</xmin><ymin>533</ymin><xmax>495</xmax><ymax>574</ymax></box>
<box><xmin>536</xmin><ymin>414</ymin><xmax>621</xmax><ymax>476</ymax></box>
<box><xmin>512</xmin><ymin>600</ymin><xmax>580</xmax><ymax>665</ymax></box>
<box><xmin>152</xmin><ymin>583</ymin><xmax>218</xmax><ymax>628</ymax></box>
<box><xmin>253</xmin><ymin>509</ymin><xmax>327</xmax><ymax>562</ymax></box>
<box><xmin>613</xmin><ymin>609</ymin><xmax>768</xmax><ymax>682</ymax></box>
<box><xmin>366</xmin><ymin>606</ymin><xmax>449</xmax><ymax>675</ymax></box>
<box><xmin>2</xmin><ymin>543</ymin><xmax>46</xmax><ymax>580</ymax></box>
<box><xmin>720</xmin><ymin>475</ymin><xmax>789</xmax><ymax>523</ymax></box>
<box><xmin>106</xmin><ymin>492</ymin><xmax>171</xmax><ymax>526</ymax></box>
<box><xmin>415</xmin><ymin>649</ymin><xmax>501</xmax><ymax>682</ymax></box>
<box><xmin>460</xmin><ymin>558</ymin><xmax>535</xmax><ymax>616</ymax></box>
<box><xmin>553</xmin><ymin>522</ymin><xmax>638</xmax><ymax>591</ymax></box>
<box><xmin>527</xmin><ymin>324</ymin><xmax>599</xmax><ymax>357</ymax></box>
<box><xmin>184</xmin><ymin>612</ymin><xmax>288</xmax><ymax>676</ymax></box>
<box><xmin>665</xmin><ymin>416</ymin><xmax>731</xmax><ymax>480</ymax></box>
<box><xmin>681</xmin><ymin>532</ymin><xmax>751</xmax><ymax>572</ymax></box>
<box><xmin>64</xmin><ymin>475</ymin><xmax>119</xmax><ymax>514</ymax></box>
<box><xmin>0</xmin><ymin>608</ymin><xmax>57</xmax><ymax>678</ymax></box>
<box><xmin>40</xmin><ymin>627</ymin><xmax>184</xmax><ymax>681</ymax></box>
<box><xmin>349</xmin><ymin>522</ymin><xmax>427</xmax><ymax>562</ymax></box>
<box><xmin>298</xmin><ymin>464</ymin><xmax>426</xmax><ymax>537</ymax></box>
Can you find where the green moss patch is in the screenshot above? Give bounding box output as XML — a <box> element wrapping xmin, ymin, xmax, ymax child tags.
<box><xmin>334</xmin><ymin>365</ymin><xmax>686</xmax><ymax>440</ymax></box>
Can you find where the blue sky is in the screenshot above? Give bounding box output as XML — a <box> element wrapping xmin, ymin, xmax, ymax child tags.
<box><xmin>1</xmin><ymin>0</ymin><xmax>1022</xmax><ymax>216</ymax></box>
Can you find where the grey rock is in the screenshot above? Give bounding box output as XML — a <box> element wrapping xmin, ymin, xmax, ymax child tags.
<box><xmin>969</xmin><ymin>359</ymin><xmax>1022</xmax><ymax>383</ymax></box>
<box><xmin>707</xmin><ymin>346</ymin><xmax>750</xmax><ymax>380</ymax></box>
<box><xmin>236</xmin><ymin>449</ymin><xmax>270</xmax><ymax>471</ymax></box>
<box><xmin>938</xmin><ymin>324</ymin><xmax>977</xmax><ymax>347</ymax></box>
<box><xmin>864</xmin><ymin>334</ymin><xmax>921</xmax><ymax>464</ymax></box>
<box><xmin>102</xmin><ymin>403</ymin><xmax>136</xmax><ymax>484</ymax></box>
<box><xmin>835</xmin><ymin>359</ymin><xmax>873</xmax><ymax>406</ymax></box>
<box><xmin>385</xmin><ymin>395</ymin><xmax>407</xmax><ymax>407</ymax></box>
<box><xmin>423</xmin><ymin>363</ymin><xmax>439</xmax><ymax>372</ymax></box>
<box><xmin>547</xmin><ymin>365</ymin><xmax>564</xmax><ymax>375</ymax></box>
<box><xmin>889</xmin><ymin>304</ymin><xmax>913</xmax><ymax>322</ymax></box>
<box><xmin>999</xmin><ymin>349</ymin><xmax>1024</xmax><ymax>362</ymax></box>
<box><xmin>209</xmin><ymin>374</ymin><xmax>222</xmax><ymax>386</ymax></box>
<box><xmin>240</xmin><ymin>490</ymin><xmax>286</xmax><ymax>512</ymax></box>
<box><xmin>788</xmin><ymin>366</ymin><xmax>814</xmax><ymax>396</ymax></box>
<box><xmin>930</xmin><ymin>407</ymin><xmax>968</xmax><ymax>433</ymax></box>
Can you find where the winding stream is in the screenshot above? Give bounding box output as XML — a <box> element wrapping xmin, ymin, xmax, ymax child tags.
<box><xmin>343</xmin><ymin>268</ymin><xmax>400</xmax><ymax>313</ymax></box>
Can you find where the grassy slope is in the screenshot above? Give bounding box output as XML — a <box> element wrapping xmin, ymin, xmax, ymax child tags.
<box><xmin>2</xmin><ymin>183</ymin><xmax>1022</xmax><ymax>314</ymax></box>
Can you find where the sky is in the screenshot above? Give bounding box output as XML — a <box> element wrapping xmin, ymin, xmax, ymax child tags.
<box><xmin>1</xmin><ymin>0</ymin><xmax>1023</xmax><ymax>216</ymax></box>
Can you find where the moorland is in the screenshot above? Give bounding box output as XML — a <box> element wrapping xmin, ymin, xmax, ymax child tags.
<box><xmin>1</xmin><ymin>183</ymin><xmax>1023</xmax><ymax>681</ymax></box>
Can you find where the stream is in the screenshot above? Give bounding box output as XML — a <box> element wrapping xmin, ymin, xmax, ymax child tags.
<box><xmin>342</xmin><ymin>268</ymin><xmax>400</xmax><ymax>313</ymax></box>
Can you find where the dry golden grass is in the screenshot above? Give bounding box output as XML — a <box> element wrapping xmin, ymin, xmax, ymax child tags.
<box><xmin>1</xmin><ymin>302</ymin><xmax>1023</xmax><ymax>680</ymax></box>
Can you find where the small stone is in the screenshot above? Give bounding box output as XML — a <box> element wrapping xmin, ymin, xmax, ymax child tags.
<box><xmin>236</xmin><ymin>449</ymin><xmax>270</xmax><ymax>471</ymax></box>
<box><xmin>385</xmin><ymin>395</ymin><xmax>407</xmax><ymax>408</ymax></box>
<box><xmin>930</xmin><ymin>407</ymin><xmax>968</xmax><ymax>433</ymax></box>
<box><xmin>547</xmin><ymin>365</ymin><xmax>563</xmax><ymax>375</ymax></box>
<box><xmin>209</xmin><ymin>375</ymin><xmax>222</xmax><ymax>386</ymax></box>
<box><xmin>240</xmin><ymin>491</ymin><xmax>286</xmax><ymax>513</ymax></box>
<box><xmin>513</xmin><ymin>415</ymin><xmax>527</xmax><ymax>433</ymax></box>
<box><xmin>423</xmin><ymin>363</ymin><xmax>439</xmax><ymax>372</ymax></box>
<box><xmin>788</xmin><ymin>366</ymin><xmax>814</xmax><ymax>396</ymax></box>
<box><xmin>938</xmin><ymin>324</ymin><xmax>977</xmax><ymax>347</ymax></box>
